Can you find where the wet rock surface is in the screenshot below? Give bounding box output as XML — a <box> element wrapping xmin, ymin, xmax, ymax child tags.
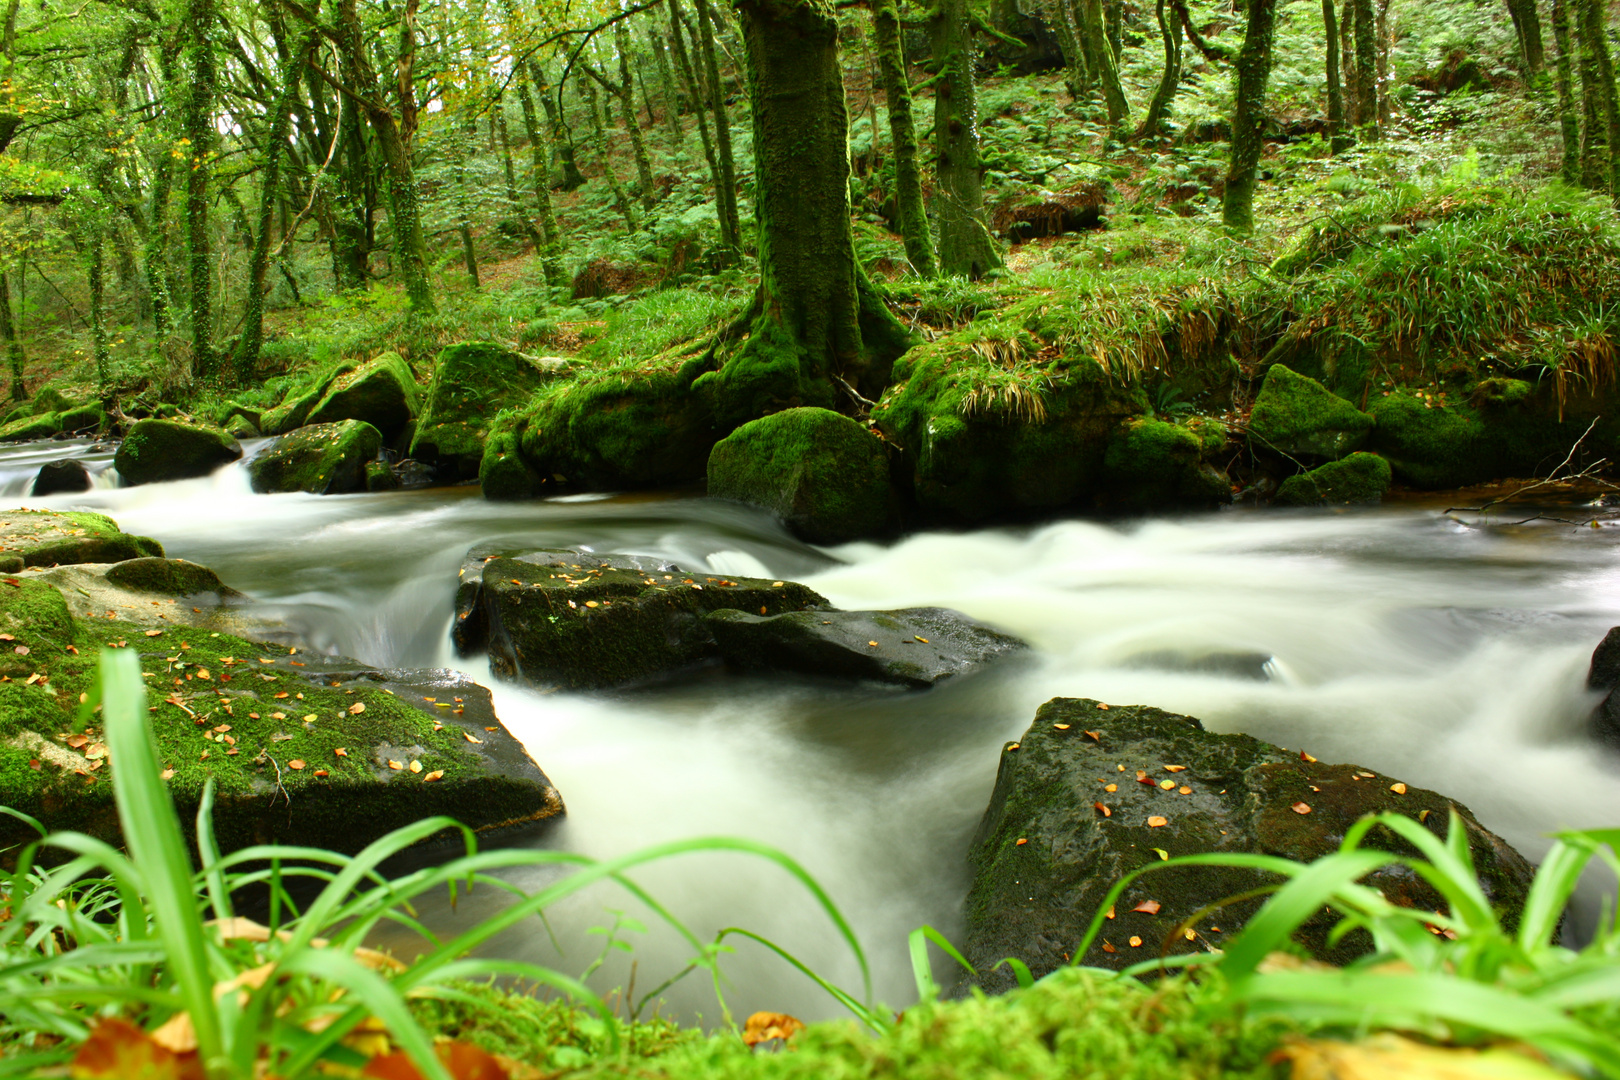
<box><xmin>248</xmin><ymin>420</ymin><xmax>384</xmax><ymax>495</ymax></box>
<box><xmin>0</xmin><ymin>508</ymin><xmax>163</xmax><ymax>570</ymax></box>
<box><xmin>31</xmin><ymin>458</ymin><xmax>92</xmax><ymax>496</ymax></box>
<box><xmin>1586</xmin><ymin>627</ymin><xmax>1620</xmax><ymax>749</ymax></box>
<box><xmin>705</xmin><ymin>607</ymin><xmax>1026</xmax><ymax>688</ymax></box>
<box><xmin>113</xmin><ymin>419</ymin><xmax>243</xmax><ymax>486</ymax></box>
<box><xmin>961</xmin><ymin>697</ymin><xmax>1536</xmax><ymax>995</ymax></box>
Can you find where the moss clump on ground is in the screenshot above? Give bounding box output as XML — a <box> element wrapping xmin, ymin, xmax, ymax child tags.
<box><xmin>707</xmin><ymin>407</ymin><xmax>895</xmax><ymax>543</ymax></box>
<box><xmin>305</xmin><ymin>351</ymin><xmax>420</xmax><ymax>441</ymax></box>
<box><xmin>1275</xmin><ymin>452</ymin><xmax>1392</xmax><ymax>506</ymax></box>
<box><xmin>0</xmin><ymin>508</ymin><xmax>164</xmax><ymax>568</ymax></box>
<box><xmin>412</xmin><ymin>341</ymin><xmax>558</xmax><ymax>479</ymax></box>
<box><xmin>1101</xmin><ymin>417</ymin><xmax>1231</xmax><ymax>511</ymax></box>
<box><xmin>1247</xmin><ymin>365</ymin><xmax>1372</xmax><ymax>461</ymax></box>
<box><xmin>248</xmin><ymin>419</ymin><xmax>384</xmax><ymax>495</ymax></box>
<box><xmin>259</xmin><ymin>361</ymin><xmax>356</xmax><ymax>436</ymax></box>
<box><xmin>113</xmin><ymin>419</ymin><xmax>243</xmax><ymax>486</ymax></box>
<box><xmin>102</xmin><ymin>557</ymin><xmax>232</xmax><ymax>596</ymax></box>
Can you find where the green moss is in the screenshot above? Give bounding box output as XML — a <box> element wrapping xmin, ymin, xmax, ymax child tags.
<box><xmin>224</xmin><ymin>413</ymin><xmax>260</xmax><ymax>440</ymax></box>
<box><xmin>103</xmin><ymin>558</ymin><xmax>229</xmax><ymax>596</ymax></box>
<box><xmin>1275</xmin><ymin>452</ymin><xmax>1392</xmax><ymax>506</ymax></box>
<box><xmin>1247</xmin><ymin>364</ymin><xmax>1372</xmax><ymax>461</ymax></box>
<box><xmin>260</xmin><ymin>362</ymin><xmax>355</xmax><ymax>436</ymax></box>
<box><xmin>57</xmin><ymin>405</ymin><xmax>104</xmax><ymax>434</ymax></box>
<box><xmin>0</xmin><ymin>411</ymin><xmax>63</xmax><ymax>442</ymax></box>
<box><xmin>31</xmin><ymin>387</ymin><xmax>77</xmax><ymax>415</ymax></box>
<box><xmin>0</xmin><ymin>577</ymin><xmax>77</xmax><ymax>656</ymax></box>
<box><xmin>306</xmin><ymin>351</ymin><xmax>420</xmax><ymax>439</ymax></box>
<box><xmin>365</xmin><ymin>460</ymin><xmax>400</xmax><ymax>492</ymax></box>
<box><xmin>515</xmin><ymin>371</ymin><xmax>717</xmax><ymax>490</ymax></box>
<box><xmin>478</xmin><ymin>425</ymin><xmax>541</xmax><ymax>501</ymax></box>
<box><xmin>248</xmin><ymin>420</ymin><xmax>383</xmax><ymax>495</ymax></box>
<box><xmin>707</xmin><ymin>407</ymin><xmax>894</xmax><ymax>543</ymax></box>
<box><xmin>1100</xmin><ymin>417</ymin><xmax>1231</xmax><ymax>511</ymax></box>
<box><xmin>412</xmin><ymin>342</ymin><xmax>555</xmax><ymax>479</ymax></box>
<box><xmin>1367</xmin><ymin>392</ymin><xmax>1489</xmax><ymax>488</ymax></box>
<box><xmin>0</xmin><ymin>508</ymin><xmax>164</xmax><ymax>568</ymax></box>
<box><xmin>691</xmin><ymin>318</ymin><xmax>837</xmax><ymax>429</ymax></box>
<box><xmin>113</xmin><ymin>419</ymin><xmax>243</xmax><ymax>486</ymax></box>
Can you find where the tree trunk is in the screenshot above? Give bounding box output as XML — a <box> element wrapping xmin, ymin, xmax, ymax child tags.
<box><xmin>1351</xmin><ymin>0</ymin><xmax>1377</xmax><ymax>139</ymax></box>
<box><xmin>1375</xmin><ymin>0</ymin><xmax>1391</xmax><ymax>127</ymax></box>
<box><xmin>928</xmin><ymin>0</ymin><xmax>1004</xmax><ymax>278</ymax></box>
<box><xmin>1506</xmin><ymin>0</ymin><xmax>1546</xmax><ymax>75</ymax></box>
<box><xmin>648</xmin><ymin>23</ymin><xmax>684</xmax><ymax>145</ymax></box>
<box><xmin>1340</xmin><ymin>0</ymin><xmax>1358</xmax><ymax>127</ymax></box>
<box><xmin>0</xmin><ymin>269</ymin><xmax>23</xmax><ymax>400</ymax></box>
<box><xmin>872</xmin><ymin>0</ymin><xmax>935</xmax><ymax>276</ymax></box>
<box><xmin>1138</xmin><ymin>0</ymin><xmax>1181</xmax><ymax>140</ymax></box>
<box><xmin>1578</xmin><ymin>0</ymin><xmax>1613</xmax><ymax>189</ymax></box>
<box><xmin>514</xmin><ymin>73</ymin><xmax>566</xmax><ymax>286</ymax></box>
<box><xmin>496</xmin><ymin>96</ymin><xmax>542</xmax><ymax>250</ymax></box>
<box><xmin>87</xmin><ymin>216</ymin><xmax>110</xmax><ymax>391</ymax></box>
<box><xmin>692</xmin><ymin>0</ymin><xmax>742</xmax><ymax>260</ymax></box>
<box><xmin>182</xmin><ymin>0</ymin><xmax>217</xmax><ymax>379</ymax></box>
<box><xmin>235</xmin><ymin>23</ymin><xmax>315</xmax><ymax>378</ymax></box>
<box><xmin>618</xmin><ymin>21</ymin><xmax>659</xmax><ymax>209</ymax></box>
<box><xmin>144</xmin><ymin>152</ymin><xmax>175</xmax><ymax>336</ymax></box>
<box><xmin>1105</xmin><ymin>0</ymin><xmax>1122</xmax><ymax>61</ymax></box>
<box><xmin>1222</xmin><ymin>0</ymin><xmax>1277</xmax><ymax>231</ymax></box>
<box><xmin>534</xmin><ymin>63</ymin><xmax>586</xmax><ymax>191</ymax></box>
<box><xmin>1324</xmin><ymin>0</ymin><xmax>1349</xmax><ymax>154</ymax></box>
<box><xmin>699</xmin><ymin>0</ymin><xmax>911</xmax><ymax>426</ymax></box>
<box><xmin>1048</xmin><ymin>0</ymin><xmax>1089</xmax><ymax>102</ymax></box>
<box><xmin>1583</xmin><ymin>0</ymin><xmax>1620</xmax><ymax>195</ymax></box>
<box><xmin>454</xmin><ymin>111</ymin><xmax>480</xmax><ymax>286</ymax></box>
<box><xmin>669</xmin><ymin>0</ymin><xmax>731</xmax><ymax>253</ymax></box>
<box><xmin>581</xmin><ymin>73</ymin><xmax>639</xmax><ymax>231</ymax></box>
<box><xmin>1552</xmin><ymin>0</ymin><xmax>1582</xmax><ymax>183</ymax></box>
<box><xmin>1076</xmin><ymin>0</ymin><xmax>1128</xmax><ymax>123</ymax></box>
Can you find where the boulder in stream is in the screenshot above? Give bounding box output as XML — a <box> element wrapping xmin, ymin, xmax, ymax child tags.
<box><xmin>1275</xmin><ymin>451</ymin><xmax>1391</xmax><ymax>506</ymax></box>
<box><xmin>1586</xmin><ymin>627</ymin><xmax>1620</xmax><ymax>749</ymax></box>
<box><xmin>412</xmin><ymin>342</ymin><xmax>558</xmax><ymax>480</ymax></box>
<box><xmin>249</xmin><ymin>419</ymin><xmax>383</xmax><ymax>495</ymax></box>
<box><xmin>705</xmin><ymin>607</ymin><xmax>1025</xmax><ymax>688</ymax></box>
<box><xmin>305</xmin><ymin>351</ymin><xmax>420</xmax><ymax>441</ymax></box>
<box><xmin>0</xmin><ymin>508</ymin><xmax>163</xmax><ymax>571</ymax></box>
<box><xmin>961</xmin><ymin>697</ymin><xmax>1536</xmax><ymax>994</ymax></box>
<box><xmin>114</xmin><ymin>418</ymin><xmax>243</xmax><ymax>486</ymax></box>
<box><xmin>31</xmin><ymin>458</ymin><xmax>92</xmax><ymax>496</ymax></box>
<box><xmin>1247</xmin><ymin>364</ymin><xmax>1372</xmax><ymax>461</ymax></box>
<box><xmin>706</xmin><ymin>407</ymin><xmax>897</xmax><ymax>544</ymax></box>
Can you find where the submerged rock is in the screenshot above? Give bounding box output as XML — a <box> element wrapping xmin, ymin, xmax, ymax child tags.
<box><xmin>114</xmin><ymin>418</ymin><xmax>243</xmax><ymax>486</ymax></box>
<box><xmin>707</xmin><ymin>407</ymin><xmax>896</xmax><ymax>544</ymax></box>
<box><xmin>706</xmin><ymin>607</ymin><xmax>1025</xmax><ymax>688</ymax></box>
<box><xmin>0</xmin><ymin>508</ymin><xmax>163</xmax><ymax>570</ymax></box>
<box><xmin>1248</xmin><ymin>364</ymin><xmax>1372</xmax><ymax>461</ymax></box>
<box><xmin>249</xmin><ymin>420</ymin><xmax>383</xmax><ymax>495</ymax></box>
<box><xmin>1274</xmin><ymin>452</ymin><xmax>1392</xmax><ymax>506</ymax></box>
<box><xmin>1586</xmin><ymin>627</ymin><xmax>1620</xmax><ymax>750</ymax></box>
<box><xmin>306</xmin><ymin>351</ymin><xmax>420</xmax><ymax>441</ymax></box>
<box><xmin>413</xmin><ymin>342</ymin><xmax>558</xmax><ymax>480</ymax></box>
<box><xmin>31</xmin><ymin>458</ymin><xmax>92</xmax><ymax>496</ymax></box>
<box><xmin>454</xmin><ymin>546</ymin><xmax>826</xmax><ymax>690</ymax></box>
<box><xmin>961</xmin><ymin>698</ymin><xmax>1536</xmax><ymax>994</ymax></box>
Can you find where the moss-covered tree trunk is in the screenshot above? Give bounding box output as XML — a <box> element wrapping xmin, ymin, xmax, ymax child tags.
<box><xmin>1350</xmin><ymin>0</ymin><xmax>1377</xmax><ymax>139</ymax></box>
<box><xmin>533</xmin><ymin>63</ymin><xmax>586</xmax><ymax>191</ymax></box>
<box><xmin>872</xmin><ymin>0</ymin><xmax>935</xmax><ymax>276</ymax></box>
<box><xmin>1049</xmin><ymin>0</ymin><xmax>1090</xmax><ymax>102</ymax></box>
<box><xmin>928</xmin><ymin>0</ymin><xmax>1003</xmax><ymax>278</ymax></box>
<box><xmin>182</xmin><ymin>0</ymin><xmax>217</xmax><ymax>379</ymax></box>
<box><xmin>1339</xmin><ymin>0</ymin><xmax>1358</xmax><ymax>127</ymax></box>
<box><xmin>693</xmin><ymin>0</ymin><xmax>742</xmax><ymax>261</ymax></box>
<box><xmin>1581</xmin><ymin>0</ymin><xmax>1619</xmax><ymax>195</ymax></box>
<box><xmin>617</xmin><ymin>21</ymin><xmax>659</xmax><ymax>210</ymax></box>
<box><xmin>668</xmin><ymin>0</ymin><xmax>727</xmax><ymax>246</ymax></box>
<box><xmin>699</xmin><ymin>0</ymin><xmax>911</xmax><ymax>425</ymax></box>
<box><xmin>86</xmin><ymin>212</ymin><xmax>109</xmax><ymax>391</ymax></box>
<box><xmin>1076</xmin><ymin>0</ymin><xmax>1128</xmax><ymax>123</ymax></box>
<box><xmin>496</xmin><ymin>96</ymin><xmax>544</xmax><ymax>251</ymax></box>
<box><xmin>453</xmin><ymin>111</ymin><xmax>480</xmax><ymax>286</ymax></box>
<box><xmin>1323</xmin><ymin>0</ymin><xmax>1349</xmax><ymax>154</ymax></box>
<box><xmin>648</xmin><ymin>23</ymin><xmax>685</xmax><ymax>145</ymax></box>
<box><xmin>329</xmin><ymin>93</ymin><xmax>373</xmax><ymax>290</ymax></box>
<box><xmin>235</xmin><ymin>24</ymin><xmax>315</xmax><ymax>378</ymax></box>
<box><xmin>143</xmin><ymin>151</ymin><xmax>175</xmax><ymax>337</ymax></box>
<box><xmin>0</xmin><ymin>269</ymin><xmax>22</xmax><ymax>400</ymax></box>
<box><xmin>580</xmin><ymin>72</ymin><xmax>639</xmax><ymax>232</ymax></box>
<box><xmin>1506</xmin><ymin>0</ymin><xmax>1546</xmax><ymax>75</ymax></box>
<box><xmin>514</xmin><ymin>73</ymin><xmax>566</xmax><ymax>286</ymax></box>
<box><xmin>1138</xmin><ymin>0</ymin><xmax>1181</xmax><ymax>140</ymax></box>
<box><xmin>1552</xmin><ymin>0</ymin><xmax>1582</xmax><ymax>183</ymax></box>
<box><xmin>1222</xmin><ymin>0</ymin><xmax>1276</xmax><ymax>231</ymax></box>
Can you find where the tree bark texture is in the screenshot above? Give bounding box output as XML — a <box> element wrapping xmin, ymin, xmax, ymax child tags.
<box><xmin>515</xmin><ymin>73</ymin><xmax>566</xmax><ymax>286</ymax></box>
<box><xmin>0</xmin><ymin>270</ymin><xmax>20</xmax><ymax>401</ymax></box>
<box><xmin>669</xmin><ymin>0</ymin><xmax>727</xmax><ymax>249</ymax></box>
<box><xmin>1223</xmin><ymin>0</ymin><xmax>1277</xmax><ymax>231</ymax></box>
<box><xmin>1350</xmin><ymin>0</ymin><xmax>1377</xmax><ymax>139</ymax></box>
<box><xmin>1077</xmin><ymin>0</ymin><xmax>1128</xmax><ymax>123</ymax></box>
<box><xmin>581</xmin><ymin>73</ymin><xmax>638</xmax><ymax>231</ymax></box>
<box><xmin>648</xmin><ymin>23</ymin><xmax>685</xmax><ymax>145</ymax></box>
<box><xmin>929</xmin><ymin>0</ymin><xmax>1004</xmax><ymax>278</ymax></box>
<box><xmin>1582</xmin><ymin>0</ymin><xmax>1619</xmax><ymax>195</ymax></box>
<box><xmin>1323</xmin><ymin>0</ymin><xmax>1349</xmax><ymax>153</ymax></box>
<box><xmin>618</xmin><ymin>21</ymin><xmax>659</xmax><ymax>209</ymax></box>
<box><xmin>692</xmin><ymin>0</ymin><xmax>742</xmax><ymax>260</ymax></box>
<box><xmin>1340</xmin><ymin>0</ymin><xmax>1358</xmax><ymax>127</ymax></box>
<box><xmin>1138</xmin><ymin>0</ymin><xmax>1181</xmax><ymax>140</ymax></box>
<box><xmin>1506</xmin><ymin>0</ymin><xmax>1546</xmax><ymax>74</ymax></box>
<box><xmin>872</xmin><ymin>0</ymin><xmax>935</xmax><ymax>276</ymax></box>
<box><xmin>534</xmin><ymin>62</ymin><xmax>586</xmax><ymax>191</ymax></box>
<box><xmin>182</xmin><ymin>0</ymin><xmax>217</xmax><ymax>379</ymax></box>
<box><xmin>1552</xmin><ymin>0</ymin><xmax>1582</xmax><ymax>183</ymax></box>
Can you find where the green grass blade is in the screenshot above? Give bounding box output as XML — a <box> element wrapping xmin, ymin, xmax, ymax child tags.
<box><xmin>100</xmin><ymin>648</ymin><xmax>227</xmax><ymax>1068</ymax></box>
<box><xmin>275</xmin><ymin>949</ymin><xmax>452</xmax><ymax>1080</ymax></box>
<box><xmin>715</xmin><ymin>927</ymin><xmax>884</xmax><ymax>1030</ymax></box>
<box><xmin>195</xmin><ymin>779</ymin><xmax>234</xmax><ymax>923</ymax></box>
<box><xmin>991</xmin><ymin>956</ymin><xmax>1036</xmax><ymax>989</ymax></box>
<box><xmin>908</xmin><ymin>924</ymin><xmax>974</xmax><ymax>1002</ymax></box>
<box><xmin>1218</xmin><ymin>849</ymin><xmax>1393</xmax><ymax>982</ymax></box>
<box><xmin>1517</xmin><ymin>838</ymin><xmax>1593</xmax><ymax>952</ymax></box>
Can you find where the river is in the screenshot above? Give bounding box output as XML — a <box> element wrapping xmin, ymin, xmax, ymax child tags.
<box><xmin>4</xmin><ymin>439</ymin><xmax>1619</xmax><ymax>1023</ymax></box>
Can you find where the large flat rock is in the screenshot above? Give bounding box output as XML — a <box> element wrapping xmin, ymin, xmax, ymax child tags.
<box><xmin>961</xmin><ymin>698</ymin><xmax>1536</xmax><ymax>994</ymax></box>
<box><xmin>0</xmin><ymin>509</ymin><xmax>164</xmax><ymax>572</ymax></box>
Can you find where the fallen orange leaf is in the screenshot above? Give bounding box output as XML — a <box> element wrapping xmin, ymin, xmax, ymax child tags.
<box><xmin>1133</xmin><ymin>900</ymin><xmax>1161</xmax><ymax>914</ymax></box>
<box><xmin>1094</xmin><ymin>802</ymin><xmax>1112</xmax><ymax>817</ymax></box>
<box><xmin>1390</xmin><ymin>783</ymin><xmax>1408</xmax><ymax>795</ymax></box>
<box><xmin>287</xmin><ymin>760</ymin><xmax>306</xmax><ymax>770</ymax></box>
<box><xmin>361</xmin><ymin>1040</ymin><xmax>510</xmax><ymax>1080</ymax></box>
<box><xmin>424</xmin><ymin>770</ymin><xmax>445</xmax><ymax>781</ymax></box>
<box><xmin>742</xmin><ymin>1012</ymin><xmax>805</xmax><ymax>1048</ymax></box>
<box><xmin>1128</xmin><ymin>936</ymin><xmax>1143</xmax><ymax>947</ymax></box>
<box><xmin>1292</xmin><ymin>802</ymin><xmax>1312</xmax><ymax>815</ymax></box>
<box><xmin>70</xmin><ymin>1016</ymin><xmax>203</xmax><ymax>1080</ymax></box>
<box><xmin>1163</xmin><ymin>765</ymin><xmax>1187</xmax><ymax>773</ymax></box>
<box><xmin>1147</xmin><ymin>816</ymin><xmax>1168</xmax><ymax>827</ymax></box>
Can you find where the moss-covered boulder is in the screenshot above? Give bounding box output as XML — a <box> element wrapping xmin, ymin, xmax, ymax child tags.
<box><xmin>0</xmin><ymin>509</ymin><xmax>163</xmax><ymax>569</ymax></box>
<box><xmin>102</xmin><ymin>557</ymin><xmax>233</xmax><ymax>597</ymax></box>
<box><xmin>248</xmin><ymin>420</ymin><xmax>383</xmax><ymax>495</ymax></box>
<box><xmin>1275</xmin><ymin>452</ymin><xmax>1392</xmax><ymax>506</ymax></box>
<box><xmin>0</xmin><ymin>605</ymin><xmax>564</xmax><ymax>863</ymax></box>
<box><xmin>1099</xmin><ymin>418</ymin><xmax>1231</xmax><ymax>511</ymax></box>
<box><xmin>510</xmin><ymin>370</ymin><xmax>718</xmax><ymax>492</ymax></box>
<box><xmin>962</xmin><ymin>698</ymin><xmax>1535</xmax><ymax>994</ymax></box>
<box><xmin>0</xmin><ymin>411</ymin><xmax>65</xmax><ymax>442</ymax></box>
<box><xmin>706</xmin><ymin>407</ymin><xmax>896</xmax><ymax>543</ymax></box>
<box><xmin>58</xmin><ymin>404</ymin><xmax>104</xmax><ymax>434</ymax></box>
<box><xmin>260</xmin><ymin>363</ymin><xmax>355</xmax><ymax>437</ymax></box>
<box><xmin>305</xmin><ymin>352</ymin><xmax>419</xmax><ymax>440</ymax></box>
<box><xmin>412</xmin><ymin>342</ymin><xmax>558</xmax><ymax>480</ymax></box>
<box><xmin>1247</xmin><ymin>364</ymin><xmax>1372</xmax><ymax>461</ymax></box>
<box><xmin>224</xmin><ymin>413</ymin><xmax>260</xmax><ymax>440</ymax></box>
<box><xmin>31</xmin><ymin>459</ymin><xmax>92</xmax><ymax>496</ymax></box>
<box><xmin>872</xmin><ymin>332</ymin><xmax>1147</xmax><ymax>521</ymax></box>
<box><xmin>114</xmin><ymin>419</ymin><xmax>243</xmax><ymax>486</ymax></box>
<box><xmin>453</xmin><ymin>547</ymin><xmax>827</xmax><ymax>690</ymax></box>
<box><xmin>705</xmin><ymin>607</ymin><xmax>1025</xmax><ymax>688</ymax></box>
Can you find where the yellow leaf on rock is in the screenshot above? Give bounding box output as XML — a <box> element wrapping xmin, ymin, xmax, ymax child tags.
<box><xmin>424</xmin><ymin>769</ymin><xmax>445</xmax><ymax>781</ymax></box>
<box><xmin>1147</xmin><ymin>816</ymin><xmax>1168</xmax><ymax>827</ymax></box>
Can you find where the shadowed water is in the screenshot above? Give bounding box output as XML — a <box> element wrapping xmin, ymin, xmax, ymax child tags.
<box><xmin>4</xmin><ymin>442</ymin><xmax>1619</xmax><ymax>1023</ymax></box>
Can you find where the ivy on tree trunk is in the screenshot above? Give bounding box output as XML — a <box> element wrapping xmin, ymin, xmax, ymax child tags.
<box><xmin>928</xmin><ymin>0</ymin><xmax>1003</xmax><ymax>279</ymax></box>
<box><xmin>872</xmin><ymin>0</ymin><xmax>935</xmax><ymax>276</ymax></box>
<box><xmin>1222</xmin><ymin>0</ymin><xmax>1277</xmax><ymax>231</ymax></box>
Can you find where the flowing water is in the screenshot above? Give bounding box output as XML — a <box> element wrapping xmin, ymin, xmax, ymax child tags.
<box><xmin>5</xmin><ymin>442</ymin><xmax>1620</xmax><ymax>1022</ymax></box>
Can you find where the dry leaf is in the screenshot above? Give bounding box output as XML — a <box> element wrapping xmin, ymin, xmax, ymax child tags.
<box><xmin>362</xmin><ymin>1040</ymin><xmax>511</xmax><ymax>1079</ymax></box>
<box><xmin>1101</xmin><ymin>941</ymin><xmax>1117</xmax><ymax>953</ymax></box>
<box><xmin>1299</xmin><ymin>750</ymin><xmax>1318</xmax><ymax>763</ymax></box>
<box><xmin>287</xmin><ymin>759</ymin><xmax>306</xmax><ymax>770</ymax></box>
<box><xmin>1390</xmin><ymin>783</ymin><xmax>1408</xmax><ymax>795</ymax></box>
<box><xmin>741</xmin><ymin>1012</ymin><xmax>805</xmax><ymax>1048</ymax></box>
<box><xmin>1084</xmin><ymin>730</ymin><xmax>1101</xmax><ymax>741</ymax></box>
<box><xmin>1147</xmin><ymin>816</ymin><xmax>1168</xmax><ymax>827</ymax></box>
<box><xmin>1179</xmin><ymin>786</ymin><xmax>1192</xmax><ymax>795</ymax></box>
<box><xmin>1128</xmin><ymin>936</ymin><xmax>1143</xmax><ymax>947</ymax></box>
<box><xmin>1093</xmin><ymin>802</ymin><xmax>1112</xmax><ymax>817</ymax></box>
<box><xmin>1052</xmin><ymin>723</ymin><xmax>1070</xmax><ymax>730</ymax></box>
<box><xmin>335</xmin><ymin>747</ymin><xmax>349</xmax><ymax>757</ymax></box>
<box><xmin>1273</xmin><ymin>1034</ymin><xmax>1573</xmax><ymax>1080</ymax></box>
<box><xmin>1291</xmin><ymin>802</ymin><xmax>1312</xmax><ymax>815</ymax></box>
<box><xmin>1104</xmin><ymin>783</ymin><xmax>1117</xmax><ymax>793</ymax></box>
<box><xmin>464</xmin><ymin>732</ymin><xmax>482</xmax><ymax>744</ymax></box>
<box><xmin>1133</xmin><ymin>900</ymin><xmax>1162</xmax><ymax>914</ymax></box>
<box><xmin>388</xmin><ymin>760</ymin><xmax>403</xmax><ymax>771</ymax></box>
<box><xmin>1159</xmin><ymin>779</ymin><xmax>1176</xmax><ymax>790</ymax></box>
<box><xmin>424</xmin><ymin>769</ymin><xmax>445</xmax><ymax>781</ymax></box>
<box><xmin>409</xmin><ymin>760</ymin><xmax>422</xmax><ymax>773</ymax></box>
<box><xmin>1163</xmin><ymin>765</ymin><xmax>1187</xmax><ymax>773</ymax></box>
<box><xmin>1015</xmin><ymin>837</ymin><xmax>1028</xmax><ymax>846</ymax></box>
<box><xmin>314</xmin><ymin>769</ymin><xmax>329</xmax><ymax>778</ymax></box>
<box><xmin>71</xmin><ymin>1016</ymin><xmax>203</xmax><ymax>1080</ymax></box>
<box><xmin>349</xmin><ymin>702</ymin><xmax>365</xmax><ymax>714</ymax></box>
<box><xmin>145</xmin><ymin>629</ymin><xmax>164</xmax><ymax>637</ymax></box>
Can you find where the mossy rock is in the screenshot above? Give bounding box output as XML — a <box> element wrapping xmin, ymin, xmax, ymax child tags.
<box><xmin>1099</xmin><ymin>417</ymin><xmax>1231</xmax><ymax>511</ymax></box>
<box><xmin>365</xmin><ymin>460</ymin><xmax>400</xmax><ymax>492</ymax></box>
<box><xmin>103</xmin><ymin>557</ymin><xmax>233</xmax><ymax>597</ymax></box>
<box><xmin>514</xmin><ymin>370</ymin><xmax>717</xmax><ymax>491</ymax></box>
<box><xmin>260</xmin><ymin>363</ymin><xmax>355</xmax><ymax>436</ymax></box>
<box><xmin>306</xmin><ymin>351</ymin><xmax>420</xmax><ymax>440</ymax></box>
<box><xmin>0</xmin><ymin>509</ymin><xmax>163</xmax><ymax>567</ymax></box>
<box><xmin>1247</xmin><ymin>364</ymin><xmax>1372</xmax><ymax>461</ymax></box>
<box><xmin>453</xmin><ymin>547</ymin><xmax>827</xmax><ymax>690</ymax></box>
<box><xmin>114</xmin><ymin>419</ymin><xmax>243</xmax><ymax>486</ymax></box>
<box><xmin>248</xmin><ymin>420</ymin><xmax>383</xmax><ymax>495</ymax></box>
<box><xmin>0</xmin><ymin>576</ymin><xmax>77</xmax><ymax>657</ymax></box>
<box><xmin>962</xmin><ymin>698</ymin><xmax>1536</xmax><ymax>994</ymax></box>
<box><xmin>0</xmin><ymin>410</ymin><xmax>64</xmax><ymax>442</ymax></box>
<box><xmin>478</xmin><ymin>426</ymin><xmax>542</xmax><ymax>501</ymax></box>
<box><xmin>872</xmin><ymin>334</ymin><xmax>1148</xmax><ymax>522</ymax></box>
<box><xmin>57</xmin><ymin>404</ymin><xmax>104</xmax><ymax>434</ymax></box>
<box><xmin>32</xmin><ymin>387</ymin><xmax>77</xmax><ymax>415</ymax></box>
<box><xmin>0</xmin><ymin>610</ymin><xmax>564</xmax><ymax>864</ymax></box>
<box><xmin>31</xmin><ymin>459</ymin><xmax>92</xmax><ymax>496</ymax></box>
<box><xmin>224</xmin><ymin>413</ymin><xmax>260</xmax><ymax>440</ymax></box>
<box><xmin>707</xmin><ymin>407</ymin><xmax>895</xmax><ymax>544</ymax></box>
<box><xmin>1275</xmin><ymin>452</ymin><xmax>1392</xmax><ymax>506</ymax></box>
<box><xmin>412</xmin><ymin>342</ymin><xmax>559</xmax><ymax>480</ymax></box>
